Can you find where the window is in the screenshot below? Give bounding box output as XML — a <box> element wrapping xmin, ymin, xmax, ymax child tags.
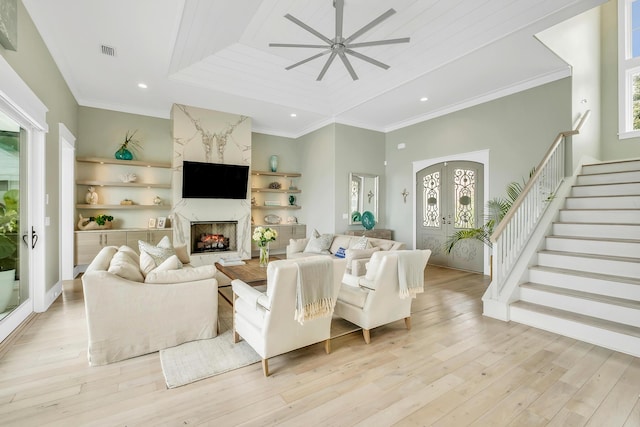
<box><xmin>619</xmin><ymin>0</ymin><xmax>640</xmax><ymax>138</ymax></box>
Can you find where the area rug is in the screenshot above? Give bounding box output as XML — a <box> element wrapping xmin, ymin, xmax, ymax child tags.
<box><xmin>160</xmin><ymin>330</ymin><xmax>261</xmax><ymax>389</ymax></box>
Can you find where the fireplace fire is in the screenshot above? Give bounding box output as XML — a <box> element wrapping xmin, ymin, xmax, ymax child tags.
<box><xmin>190</xmin><ymin>221</ymin><xmax>238</xmax><ymax>254</ymax></box>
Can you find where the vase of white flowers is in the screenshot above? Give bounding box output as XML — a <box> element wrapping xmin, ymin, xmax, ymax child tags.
<box><xmin>252</xmin><ymin>226</ymin><xmax>278</xmax><ymax>267</ymax></box>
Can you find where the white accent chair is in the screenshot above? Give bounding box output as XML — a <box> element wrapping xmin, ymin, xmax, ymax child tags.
<box><xmin>334</xmin><ymin>250</ymin><xmax>431</xmax><ymax>344</ymax></box>
<box><xmin>232</xmin><ymin>257</ymin><xmax>347</xmax><ymax>376</ymax></box>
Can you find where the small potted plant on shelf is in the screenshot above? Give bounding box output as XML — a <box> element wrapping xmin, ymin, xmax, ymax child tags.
<box><xmin>77</xmin><ymin>214</ymin><xmax>114</xmax><ymax>230</ymax></box>
<box><xmin>252</xmin><ymin>226</ymin><xmax>278</xmax><ymax>267</ymax></box>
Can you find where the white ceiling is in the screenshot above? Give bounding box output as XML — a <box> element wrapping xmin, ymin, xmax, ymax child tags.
<box><xmin>22</xmin><ymin>0</ymin><xmax>605</xmax><ymax>138</ymax></box>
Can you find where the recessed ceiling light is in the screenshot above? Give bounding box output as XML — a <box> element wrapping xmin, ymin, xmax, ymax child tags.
<box><xmin>138</xmin><ymin>83</ymin><xmax>148</xmax><ymax>89</ymax></box>
<box><xmin>290</xmin><ymin>113</ymin><xmax>297</xmax><ymax>118</ymax></box>
<box><xmin>420</xmin><ymin>97</ymin><xmax>428</xmax><ymax>102</ymax></box>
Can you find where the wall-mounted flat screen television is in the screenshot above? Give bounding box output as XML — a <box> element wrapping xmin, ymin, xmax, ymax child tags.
<box><xmin>182</xmin><ymin>160</ymin><xmax>249</xmax><ymax>199</ymax></box>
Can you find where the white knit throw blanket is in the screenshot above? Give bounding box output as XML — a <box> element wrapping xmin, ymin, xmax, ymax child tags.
<box><xmin>294</xmin><ymin>258</ymin><xmax>334</xmax><ymax>325</ymax></box>
<box><xmin>397</xmin><ymin>251</ymin><xmax>426</xmax><ymax>299</ymax></box>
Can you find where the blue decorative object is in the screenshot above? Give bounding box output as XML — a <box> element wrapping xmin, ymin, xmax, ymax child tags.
<box><xmin>335</xmin><ymin>247</ymin><xmax>346</xmax><ymax>258</ymax></box>
<box><xmin>361</xmin><ymin>211</ymin><xmax>375</xmax><ymax>230</ymax></box>
<box><xmin>115</xmin><ymin>147</ymin><xmax>133</xmax><ymax>160</ymax></box>
<box><xmin>269</xmin><ymin>155</ymin><xmax>278</xmax><ymax>172</ymax></box>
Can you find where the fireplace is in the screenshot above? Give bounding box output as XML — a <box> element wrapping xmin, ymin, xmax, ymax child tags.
<box><xmin>190</xmin><ymin>221</ymin><xmax>238</xmax><ymax>254</ymax></box>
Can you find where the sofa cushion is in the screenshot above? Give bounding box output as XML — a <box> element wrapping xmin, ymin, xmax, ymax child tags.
<box><xmin>144</xmin><ymin>264</ymin><xmax>217</xmax><ymax>284</ymax></box>
<box><xmin>370</xmin><ymin>240</ymin><xmax>393</xmax><ymax>251</ymax></box>
<box><xmin>337</xmin><ymin>284</ymin><xmax>369</xmax><ymax>309</ymax></box>
<box><xmin>108</xmin><ymin>250</ymin><xmax>144</xmax><ymax>282</ymax></box>
<box><xmin>344</xmin><ymin>247</ymin><xmax>380</xmax><ymax>274</ymax></box>
<box><xmin>304</xmin><ymin>233</ymin><xmax>333</xmax><ymax>254</ymax></box>
<box><xmin>117</xmin><ymin>245</ymin><xmax>140</xmax><ymax>265</ymax></box>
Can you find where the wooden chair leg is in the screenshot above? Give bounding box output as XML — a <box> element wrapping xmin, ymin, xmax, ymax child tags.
<box><xmin>262</xmin><ymin>358</ymin><xmax>269</xmax><ymax>377</ymax></box>
<box><xmin>325</xmin><ymin>339</ymin><xmax>331</xmax><ymax>354</ymax></box>
<box><xmin>363</xmin><ymin>329</ymin><xmax>371</xmax><ymax>344</ymax></box>
<box><xmin>404</xmin><ymin>316</ymin><xmax>411</xmax><ymax>330</ymax></box>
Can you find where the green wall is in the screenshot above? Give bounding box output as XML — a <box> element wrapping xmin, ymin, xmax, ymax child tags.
<box><xmin>601</xmin><ymin>0</ymin><xmax>640</xmax><ymax>160</ymax></box>
<box><xmin>385</xmin><ymin>78</ymin><xmax>572</xmax><ymax>247</ymax></box>
<box><xmin>1</xmin><ymin>0</ymin><xmax>78</xmax><ymax>292</ymax></box>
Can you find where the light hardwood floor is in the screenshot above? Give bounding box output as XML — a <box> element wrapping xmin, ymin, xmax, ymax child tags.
<box><xmin>0</xmin><ymin>266</ymin><xmax>638</xmax><ymax>426</ymax></box>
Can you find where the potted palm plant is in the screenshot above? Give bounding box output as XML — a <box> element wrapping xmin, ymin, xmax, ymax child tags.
<box><xmin>0</xmin><ymin>190</ymin><xmax>19</xmax><ymax>312</ymax></box>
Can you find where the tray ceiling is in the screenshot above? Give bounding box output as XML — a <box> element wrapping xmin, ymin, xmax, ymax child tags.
<box><xmin>22</xmin><ymin>0</ymin><xmax>605</xmax><ymax>137</ymax></box>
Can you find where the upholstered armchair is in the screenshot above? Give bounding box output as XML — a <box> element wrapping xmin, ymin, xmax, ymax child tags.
<box><xmin>334</xmin><ymin>250</ymin><xmax>431</xmax><ymax>344</ymax></box>
<box><xmin>232</xmin><ymin>256</ymin><xmax>347</xmax><ymax>376</ymax></box>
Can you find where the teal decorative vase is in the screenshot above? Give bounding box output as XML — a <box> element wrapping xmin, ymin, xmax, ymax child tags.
<box><xmin>269</xmin><ymin>155</ymin><xmax>278</xmax><ymax>172</ymax></box>
<box><xmin>362</xmin><ymin>211</ymin><xmax>376</xmax><ymax>230</ymax></box>
<box><xmin>288</xmin><ymin>195</ymin><xmax>296</xmax><ymax>205</ymax></box>
<box><xmin>115</xmin><ymin>147</ymin><xmax>133</xmax><ymax>160</ymax></box>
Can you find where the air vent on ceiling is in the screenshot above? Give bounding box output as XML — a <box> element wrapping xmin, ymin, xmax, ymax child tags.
<box><xmin>100</xmin><ymin>44</ymin><xmax>116</xmax><ymax>57</ymax></box>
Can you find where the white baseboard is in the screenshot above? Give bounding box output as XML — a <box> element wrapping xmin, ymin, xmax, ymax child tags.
<box><xmin>40</xmin><ymin>281</ymin><xmax>63</xmax><ymax>313</ymax></box>
<box><xmin>74</xmin><ymin>265</ymin><xmax>87</xmax><ymax>277</ymax></box>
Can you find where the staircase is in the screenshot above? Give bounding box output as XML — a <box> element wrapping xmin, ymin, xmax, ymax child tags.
<box><xmin>509</xmin><ymin>159</ymin><xmax>640</xmax><ymax>357</ymax></box>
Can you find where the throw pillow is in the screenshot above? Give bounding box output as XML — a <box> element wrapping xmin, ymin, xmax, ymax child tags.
<box><xmin>330</xmin><ymin>235</ymin><xmax>351</xmax><ymax>254</ymax></box>
<box><xmin>372</xmin><ymin>240</ymin><xmax>393</xmax><ymax>251</ymax></box>
<box><xmin>117</xmin><ymin>245</ymin><xmax>140</xmax><ymax>265</ymax></box>
<box><xmin>289</xmin><ymin>238</ymin><xmax>309</xmax><ymax>253</ymax></box>
<box><xmin>173</xmin><ymin>244</ymin><xmax>191</xmax><ymax>265</ymax></box>
<box><xmin>303</xmin><ymin>233</ymin><xmax>334</xmax><ymax>254</ymax></box>
<box><xmin>138</xmin><ymin>236</ymin><xmax>181</xmax><ymax>276</ymax></box>
<box><xmin>145</xmin><ymin>265</ymin><xmax>216</xmax><ymax>284</ymax></box>
<box><xmin>108</xmin><ymin>250</ymin><xmax>144</xmax><ymax>282</ymax></box>
<box><xmin>334</xmin><ymin>247</ymin><xmax>346</xmax><ymax>258</ymax></box>
<box><xmin>365</xmin><ymin>250</ymin><xmax>387</xmax><ymax>281</ymax></box>
<box><xmin>150</xmin><ymin>254</ymin><xmax>182</xmax><ymax>273</ymax></box>
<box><xmin>350</xmin><ymin>236</ymin><xmax>369</xmax><ymax>250</ymax></box>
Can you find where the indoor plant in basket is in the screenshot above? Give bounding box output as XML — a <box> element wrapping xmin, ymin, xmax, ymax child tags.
<box><xmin>252</xmin><ymin>226</ymin><xmax>278</xmax><ymax>267</ymax></box>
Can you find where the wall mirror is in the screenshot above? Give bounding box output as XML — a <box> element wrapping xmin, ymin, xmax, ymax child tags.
<box><xmin>349</xmin><ymin>172</ymin><xmax>378</xmax><ymax>225</ymax></box>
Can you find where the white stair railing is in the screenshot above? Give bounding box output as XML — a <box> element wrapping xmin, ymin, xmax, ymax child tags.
<box><xmin>489</xmin><ymin>110</ymin><xmax>591</xmax><ymax>299</ymax></box>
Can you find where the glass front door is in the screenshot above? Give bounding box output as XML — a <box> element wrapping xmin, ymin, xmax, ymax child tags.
<box><xmin>416</xmin><ymin>161</ymin><xmax>484</xmax><ymax>273</ymax></box>
<box><xmin>0</xmin><ymin>111</ymin><xmax>29</xmax><ymax>320</ymax></box>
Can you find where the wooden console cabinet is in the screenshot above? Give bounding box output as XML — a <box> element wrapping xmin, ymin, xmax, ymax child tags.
<box><xmin>345</xmin><ymin>229</ymin><xmax>393</xmax><ymax>240</ymax></box>
<box><xmin>75</xmin><ymin>228</ymin><xmax>172</xmax><ymax>265</ymax></box>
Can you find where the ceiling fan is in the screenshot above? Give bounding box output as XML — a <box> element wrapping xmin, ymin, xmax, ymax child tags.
<box><xmin>269</xmin><ymin>0</ymin><xmax>410</xmax><ymax>81</ymax></box>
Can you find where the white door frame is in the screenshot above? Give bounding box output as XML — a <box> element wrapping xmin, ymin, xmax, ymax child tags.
<box><xmin>59</xmin><ymin>124</ymin><xmax>75</xmax><ymax>280</ymax></box>
<box><xmin>0</xmin><ymin>56</ymin><xmax>48</xmax><ymax>342</ymax></box>
<box><xmin>413</xmin><ymin>149</ymin><xmax>491</xmax><ymax>275</ymax></box>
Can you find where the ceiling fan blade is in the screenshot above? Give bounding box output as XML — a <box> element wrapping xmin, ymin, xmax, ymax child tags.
<box><xmin>284</xmin><ymin>14</ymin><xmax>333</xmax><ymax>45</ymax></box>
<box><xmin>345</xmin><ymin>49</ymin><xmax>389</xmax><ymax>70</ymax></box>
<box><xmin>269</xmin><ymin>43</ymin><xmax>328</xmax><ymax>48</ymax></box>
<box><xmin>335</xmin><ymin>0</ymin><xmax>344</xmax><ymax>39</ymax></box>
<box><xmin>285</xmin><ymin>49</ymin><xmax>331</xmax><ymax>70</ymax></box>
<box><xmin>344</xmin><ymin>8</ymin><xmax>396</xmax><ymax>44</ymax></box>
<box><xmin>338</xmin><ymin>51</ymin><xmax>359</xmax><ymax>80</ymax></box>
<box><xmin>316</xmin><ymin>51</ymin><xmax>337</xmax><ymax>81</ymax></box>
<box><xmin>348</xmin><ymin>37</ymin><xmax>410</xmax><ymax>48</ymax></box>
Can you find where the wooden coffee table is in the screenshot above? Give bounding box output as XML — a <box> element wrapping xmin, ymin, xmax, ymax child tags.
<box><xmin>215</xmin><ymin>256</ymin><xmax>281</xmax><ymax>304</ymax></box>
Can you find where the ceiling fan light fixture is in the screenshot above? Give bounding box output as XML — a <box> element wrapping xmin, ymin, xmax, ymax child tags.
<box><xmin>270</xmin><ymin>0</ymin><xmax>410</xmax><ymax>81</ymax></box>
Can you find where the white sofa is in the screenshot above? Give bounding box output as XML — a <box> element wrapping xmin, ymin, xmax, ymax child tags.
<box><xmin>82</xmin><ymin>245</ymin><xmax>219</xmax><ymax>366</ymax></box>
<box><xmin>286</xmin><ymin>232</ymin><xmax>406</xmax><ymax>278</ymax></box>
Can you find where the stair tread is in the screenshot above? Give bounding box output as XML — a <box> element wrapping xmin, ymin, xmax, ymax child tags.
<box><xmin>572</xmin><ymin>181</ymin><xmax>640</xmax><ymax>188</ymax></box>
<box><xmin>520</xmin><ymin>282</ymin><xmax>640</xmax><ymax>309</ymax></box>
<box><xmin>583</xmin><ymin>159</ymin><xmax>640</xmax><ymax>168</ymax></box>
<box><xmin>511</xmin><ymin>301</ymin><xmax>640</xmax><ymax>338</ymax></box>
<box><xmin>530</xmin><ymin>265</ymin><xmax>640</xmax><ymax>285</ymax></box>
<box><xmin>559</xmin><ymin>208</ymin><xmax>640</xmax><ymax>212</ymax></box>
<box><xmin>538</xmin><ymin>249</ymin><xmax>640</xmax><ymax>263</ymax></box>
<box><xmin>546</xmin><ymin>235</ymin><xmax>640</xmax><ymax>244</ymax></box>
<box><xmin>577</xmin><ymin>169</ymin><xmax>640</xmax><ymax>178</ymax></box>
<box><xmin>554</xmin><ymin>221</ymin><xmax>640</xmax><ymax>226</ymax></box>
<box><xmin>565</xmin><ymin>194</ymin><xmax>640</xmax><ymax>199</ymax></box>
